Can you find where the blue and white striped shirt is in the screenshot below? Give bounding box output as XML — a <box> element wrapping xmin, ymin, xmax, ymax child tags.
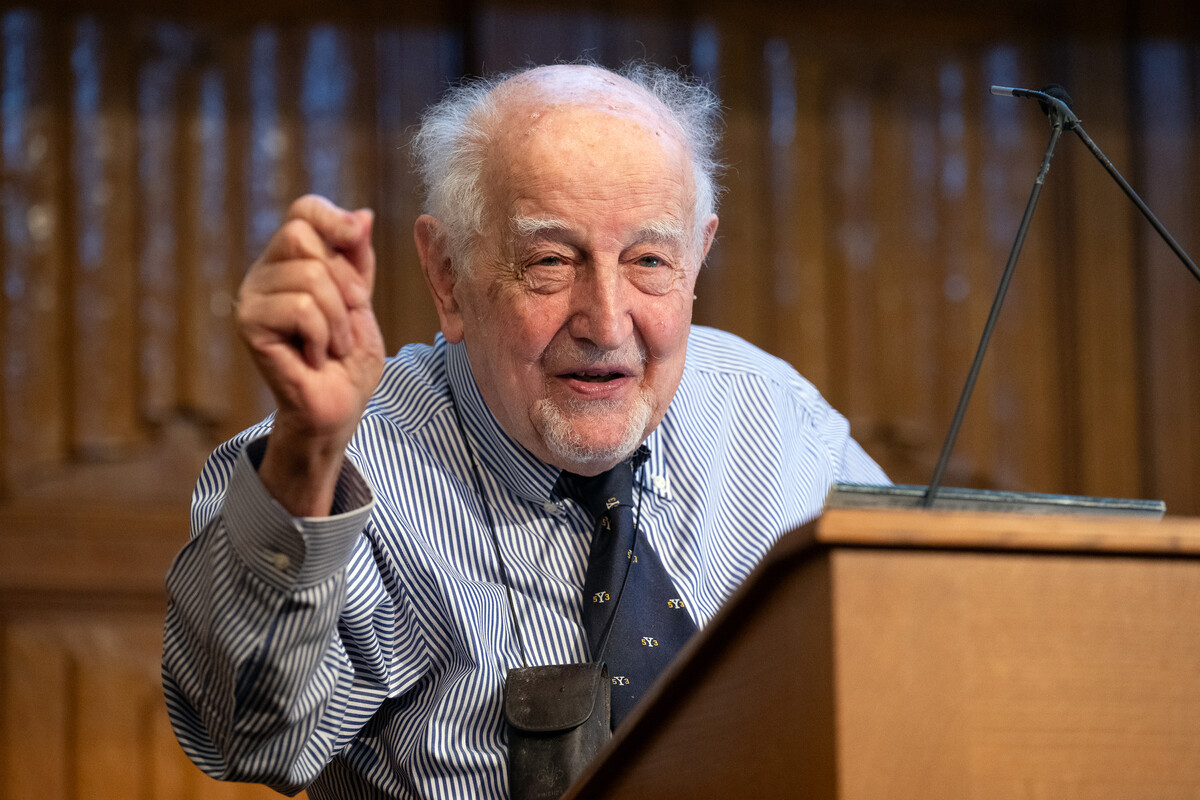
<box><xmin>163</xmin><ymin>325</ymin><xmax>887</xmax><ymax>799</ymax></box>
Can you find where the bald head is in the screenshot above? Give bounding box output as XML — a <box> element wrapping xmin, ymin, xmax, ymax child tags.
<box><xmin>491</xmin><ymin>64</ymin><xmax>678</xmax><ymax>123</ymax></box>
<box><xmin>411</xmin><ymin>62</ymin><xmax>723</xmax><ymax>273</ymax></box>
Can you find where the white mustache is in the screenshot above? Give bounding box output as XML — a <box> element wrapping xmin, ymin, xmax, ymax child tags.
<box><xmin>542</xmin><ymin>336</ymin><xmax>647</xmax><ymax>372</ymax></box>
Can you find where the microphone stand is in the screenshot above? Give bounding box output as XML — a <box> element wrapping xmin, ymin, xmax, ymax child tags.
<box><xmin>923</xmin><ymin>85</ymin><xmax>1200</xmax><ymax>508</ymax></box>
<box><xmin>922</xmin><ymin>104</ymin><xmax>1069</xmax><ymax>508</ymax></box>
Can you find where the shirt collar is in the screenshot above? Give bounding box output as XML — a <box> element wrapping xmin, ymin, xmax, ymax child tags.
<box><xmin>637</xmin><ymin>426</ymin><xmax>668</xmax><ymax>500</ymax></box>
<box><xmin>444</xmin><ymin>338</ymin><xmax>672</xmax><ymax>505</ymax></box>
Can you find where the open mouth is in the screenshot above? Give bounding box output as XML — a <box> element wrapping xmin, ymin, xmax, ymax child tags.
<box><xmin>565</xmin><ymin>371</ymin><xmax>624</xmax><ymax>383</ymax></box>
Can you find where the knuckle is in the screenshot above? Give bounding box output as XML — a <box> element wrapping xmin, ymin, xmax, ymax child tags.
<box><xmin>277</xmin><ymin>218</ymin><xmax>317</xmax><ymax>252</ymax></box>
<box><xmin>292</xmin><ymin>291</ymin><xmax>318</xmax><ymax>318</ymax></box>
<box><xmin>295</xmin><ymin>258</ymin><xmax>329</xmax><ymax>289</ymax></box>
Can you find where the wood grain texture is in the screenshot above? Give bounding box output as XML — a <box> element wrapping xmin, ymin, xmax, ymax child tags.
<box><xmin>0</xmin><ymin>612</ymin><xmax>309</xmax><ymax>800</ymax></box>
<box><xmin>815</xmin><ymin>506</ymin><xmax>1200</xmax><ymax>554</ymax></box>
<box><xmin>834</xmin><ymin>547</ymin><xmax>1200</xmax><ymax>799</ymax></box>
<box><xmin>0</xmin><ymin>11</ymin><xmax>70</xmax><ymax>486</ymax></box>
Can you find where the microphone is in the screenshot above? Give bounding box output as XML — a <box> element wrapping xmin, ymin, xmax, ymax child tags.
<box><xmin>991</xmin><ymin>84</ymin><xmax>1077</xmax><ymax>124</ymax></box>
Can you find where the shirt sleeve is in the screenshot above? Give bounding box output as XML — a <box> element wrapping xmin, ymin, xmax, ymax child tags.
<box><xmin>161</xmin><ymin>434</ymin><xmax>392</xmax><ymax>795</ymax></box>
<box><xmin>835</xmin><ymin>433</ymin><xmax>891</xmax><ymax>485</ymax></box>
<box><xmin>786</xmin><ymin>369</ymin><xmax>890</xmax><ymax>488</ymax></box>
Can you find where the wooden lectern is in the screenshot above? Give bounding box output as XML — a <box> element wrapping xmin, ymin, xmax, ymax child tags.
<box><xmin>562</xmin><ymin>506</ymin><xmax>1200</xmax><ymax>799</ymax></box>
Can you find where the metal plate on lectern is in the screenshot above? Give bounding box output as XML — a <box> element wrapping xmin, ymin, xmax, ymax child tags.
<box><xmin>826</xmin><ymin>483</ymin><xmax>1166</xmax><ymax>518</ymax></box>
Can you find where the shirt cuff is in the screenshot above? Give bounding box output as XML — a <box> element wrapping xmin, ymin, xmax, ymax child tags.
<box><xmin>223</xmin><ymin>435</ymin><xmax>375</xmax><ymax>591</ymax></box>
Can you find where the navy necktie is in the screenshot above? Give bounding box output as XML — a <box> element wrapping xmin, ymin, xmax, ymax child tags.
<box><xmin>555</xmin><ymin>446</ymin><xmax>698</xmax><ymax>728</ymax></box>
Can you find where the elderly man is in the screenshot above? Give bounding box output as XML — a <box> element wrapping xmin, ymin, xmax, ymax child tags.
<box><xmin>163</xmin><ymin>63</ymin><xmax>886</xmax><ymax>799</ymax></box>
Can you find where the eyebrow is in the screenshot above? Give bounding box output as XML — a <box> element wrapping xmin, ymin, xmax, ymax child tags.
<box><xmin>510</xmin><ymin>215</ymin><xmax>572</xmax><ymax>239</ymax></box>
<box><xmin>633</xmin><ymin>218</ymin><xmax>687</xmax><ymax>246</ymax></box>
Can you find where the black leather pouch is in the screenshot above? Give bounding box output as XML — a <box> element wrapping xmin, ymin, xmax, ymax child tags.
<box><xmin>505</xmin><ymin>662</ymin><xmax>612</xmax><ymax>800</ymax></box>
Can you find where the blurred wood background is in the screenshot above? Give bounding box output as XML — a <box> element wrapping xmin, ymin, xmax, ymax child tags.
<box><xmin>1</xmin><ymin>0</ymin><xmax>1198</xmax><ymax>797</ymax></box>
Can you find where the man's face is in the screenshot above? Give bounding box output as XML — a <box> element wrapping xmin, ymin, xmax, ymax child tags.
<box><xmin>426</xmin><ymin>89</ymin><xmax>716</xmax><ymax>475</ymax></box>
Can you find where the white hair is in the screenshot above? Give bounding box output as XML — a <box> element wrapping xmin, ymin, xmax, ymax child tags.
<box><xmin>411</xmin><ymin>62</ymin><xmax>725</xmax><ymax>273</ymax></box>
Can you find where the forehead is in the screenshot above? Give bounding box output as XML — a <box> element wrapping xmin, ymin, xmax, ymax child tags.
<box><xmin>498</xmin><ymin>106</ymin><xmax>689</xmax><ymax>183</ymax></box>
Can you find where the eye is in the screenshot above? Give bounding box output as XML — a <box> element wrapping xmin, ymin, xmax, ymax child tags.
<box><xmin>518</xmin><ymin>253</ymin><xmax>573</xmax><ymax>294</ymax></box>
<box><xmin>627</xmin><ymin>254</ymin><xmax>678</xmax><ymax>296</ymax></box>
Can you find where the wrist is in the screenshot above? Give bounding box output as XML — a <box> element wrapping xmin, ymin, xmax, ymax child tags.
<box><xmin>258</xmin><ymin>423</ymin><xmax>353</xmax><ymax>517</ymax></box>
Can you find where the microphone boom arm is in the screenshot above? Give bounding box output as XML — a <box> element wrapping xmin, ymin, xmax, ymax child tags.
<box><xmin>1069</xmin><ymin>122</ymin><xmax>1200</xmax><ymax>284</ymax></box>
<box><xmin>991</xmin><ymin>85</ymin><xmax>1200</xmax><ymax>284</ymax></box>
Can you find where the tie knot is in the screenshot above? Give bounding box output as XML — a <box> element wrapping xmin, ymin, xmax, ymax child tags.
<box><xmin>554</xmin><ymin>445</ymin><xmax>649</xmax><ymax>521</ymax></box>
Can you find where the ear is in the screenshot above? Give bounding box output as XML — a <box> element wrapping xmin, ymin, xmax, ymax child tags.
<box><xmin>415</xmin><ymin>215</ymin><xmax>465</xmax><ymax>344</ymax></box>
<box><xmin>699</xmin><ymin>214</ymin><xmax>719</xmax><ymax>263</ymax></box>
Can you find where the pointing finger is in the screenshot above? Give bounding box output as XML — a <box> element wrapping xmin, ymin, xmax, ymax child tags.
<box><xmin>286</xmin><ymin>195</ymin><xmax>372</xmax><ymax>257</ymax></box>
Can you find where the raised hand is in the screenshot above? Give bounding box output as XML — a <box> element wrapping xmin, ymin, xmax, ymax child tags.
<box><xmin>236</xmin><ymin>195</ymin><xmax>386</xmax><ymax>516</ymax></box>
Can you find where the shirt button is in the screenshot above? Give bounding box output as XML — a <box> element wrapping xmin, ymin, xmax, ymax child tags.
<box><xmin>652</xmin><ymin>475</ymin><xmax>669</xmax><ymax>492</ymax></box>
<box><xmin>542</xmin><ymin>500</ymin><xmax>563</xmax><ymax>515</ymax></box>
<box><xmin>271</xmin><ymin>552</ymin><xmax>292</xmax><ymax>571</ymax></box>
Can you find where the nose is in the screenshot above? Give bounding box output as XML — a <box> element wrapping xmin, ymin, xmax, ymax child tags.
<box><xmin>568</xmin><ymin>260</ymin><xmax>633</xmax><ymax>350</ymax></box>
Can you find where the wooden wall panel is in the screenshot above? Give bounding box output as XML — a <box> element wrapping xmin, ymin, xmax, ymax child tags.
<box><xmin>936</xmin><ymin>49</ymin><xmax>995</xmax><ymax>489</ymax></box>
<box><xmin>4</xmin><ymin>2</ymin><xmax>1199</xmax><ymax>506</ymax></box>
<box><xmin>137</xmin><ymin>20</ymin><xmax>191</xmax><ymax>424</ymax></box>
<box><xmin>1</xmin><ymin>610</ymin><xmax>308</xmax><ymax>800</ymax></box>
<box><xmin>1063</xmin><ymin>42</ymin><xmax>1142</xmax><ymax>500</ymax></box>
<box><xmin>2</xmin><ymin>621</ymin><xmax>71</xmax><ymax>800</ymax></box>
<box><xmin>0</xmin><ymin>11</ymin><xmax>70</xmax><ymax>486</ymax></box>
<box><xmin>175</xmin><ymin>26</ymin><xmax>239</xmax><ymax>426</ymax></box>
<box><xmin>1137</xmin><ymin>41</ymin><xmax>1200</xmax><ymax>515</ymax></box>
<box><xmin>826</xmin><ymin>58</ymin><xmax>885</xmax><ymax>438</ymax></box>
<box><xmin>69</xmin><ymin>17</ymin><xmax>142</xmax><ymax>458</ymax></box>
<box><xmin>772</xmin><ymin>39</ymin><xmax>833</xmax><ymax>392</ymax></box>
<box><xmin>869</xmin><ymin>56</ymin><xmax>941</xmax><ymax>476</ymax></box>
<box><xmin>219</xmin><ymin>30</ymin><xmax>272</xmax><ymax>442</ymax></box>
<box><xmin>371</xmin><ymin>25</ymin><xmax>460</xmax><ymax>353</ymax></box>
<box><xmin>700</xmin><ymin>18</ymin><xmax>773</xmax><ymax>349</ymax></box>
